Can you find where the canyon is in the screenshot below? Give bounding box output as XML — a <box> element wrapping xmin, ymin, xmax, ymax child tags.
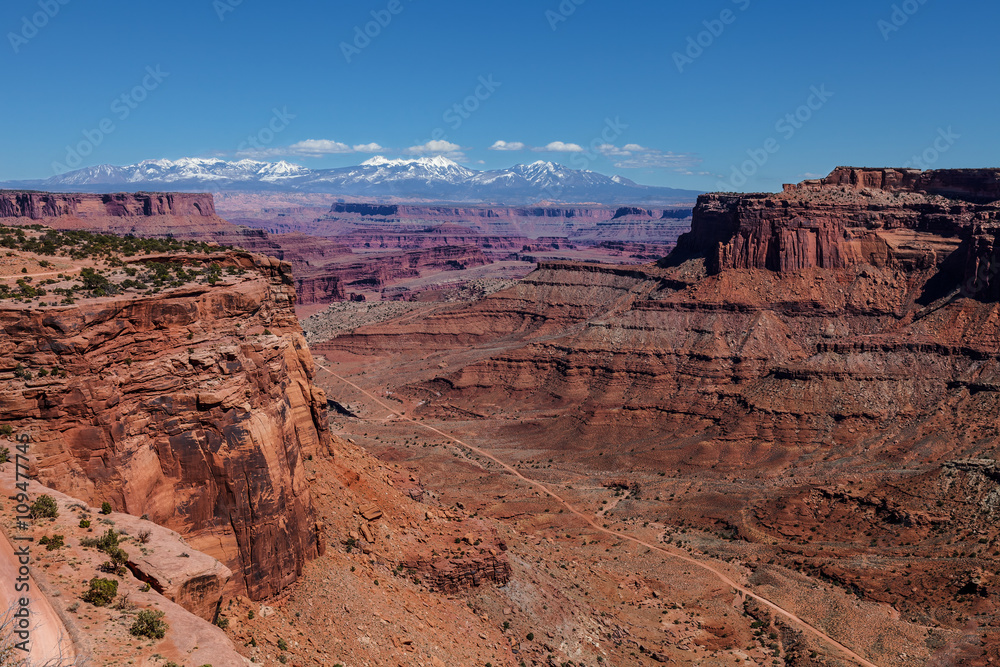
<box><xmin>307</xmin><ymin>167</ymin><xmax>1000</xmax><ymax>666</ymax></box>
<box><xmin>6</xmin><ymin>166</ymin><xmax>1000</xmax><ymax>665</ymax></box>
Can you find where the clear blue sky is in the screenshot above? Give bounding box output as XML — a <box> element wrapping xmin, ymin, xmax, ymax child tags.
<box><xmin>1</xmin><ymin>0</ymin><xmax>996</xmax><ymax>191</ymax></box>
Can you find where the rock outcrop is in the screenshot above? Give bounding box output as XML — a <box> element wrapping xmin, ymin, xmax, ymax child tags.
<box><xmin>0</xmin><ymin>250</ymin><xmax>331</xmax><ymax>599</ymax></box>
<box><xmin>316</xmin><ymin>168</ymin><xmax>1000</xmax><ymax>655</ymax></box>
<box><xmin>669</xmin><ymin>167</ymin><xmax>1000</xmax><ymax>281</ymax></box>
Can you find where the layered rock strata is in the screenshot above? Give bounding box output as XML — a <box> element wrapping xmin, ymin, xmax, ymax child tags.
<box><xmin>0</xmin><ymin>250</ymin><xmax>331</xmax><ymax>598</ymax></box>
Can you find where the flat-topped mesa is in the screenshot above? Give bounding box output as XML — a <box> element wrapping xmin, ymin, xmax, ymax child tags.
<box><xmin>0</xmin><ymin>190</ymin><xmax>283</xmax><ymax>254</ymax></box>
<box><xmin>667</xmin><ymin>168</ymin><xmax>1000</xmax><ymax>298</ymax></box>
<box><xmin>788</xmin><ymin>166</ymin><xmax>1000</xmax><ymax>204</ymax></box>
<box><xmin>0</xmin><ymin>191</ymin><xmax>218</xmax><ymax>220</ymax></box>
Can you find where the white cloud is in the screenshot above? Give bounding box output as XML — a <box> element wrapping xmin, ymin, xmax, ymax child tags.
<box><xmin>535</xmin><ymin>141</ymin><xmax>584</xmax><ymax>153</ymax></box>
<box><xmin>613</xmin><ymin>150</ymin><xmax>701</xmax><ymax>170</ymax></box>
<box><xmin>286</xmin><ymin>139</ymin><xmax>354</xmax><ymax>156</ymax></box>
<box><xmin>489</xmin><ymin>140</ymin><xmax>526</xmax><ymax>151</ymax></box>
<box><xmin>235</xmin><ymin>139</ymin><xmax>386</xmax><ymax>159</ymax></box>
<box><xmin>405</xmin><ymin>140</ymin><xmax>463</xmax><ymax>157</ymax></box>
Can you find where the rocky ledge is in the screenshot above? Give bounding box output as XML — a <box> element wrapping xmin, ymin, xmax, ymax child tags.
<box><xmin>0</xmin><ymin>249</ymin><xmax>331</xmax><ymax>599</ymax></box>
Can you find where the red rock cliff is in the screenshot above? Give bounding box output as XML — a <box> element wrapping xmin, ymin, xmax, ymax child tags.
<box><xmin>670</xmin><ymin>168</ymin><xmax>1000</xmax><ymax>291</ymax></box>
<box><xmin>0</xmin><ymin>251</ymin><xmax>331</xmax><ymax>598</ymax></box>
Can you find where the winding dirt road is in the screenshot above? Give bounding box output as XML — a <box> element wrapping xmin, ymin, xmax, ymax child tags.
<box><xmin>315</xmin><ymin>360</ymin><xmax>881</xmax><ymax>667</ymax></box>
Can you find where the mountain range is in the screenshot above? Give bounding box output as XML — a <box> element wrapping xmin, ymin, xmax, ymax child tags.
<box><xmin>1</xmin><ymin>156</ymin><xmax>701</xmax><ymax>205</ymax></box>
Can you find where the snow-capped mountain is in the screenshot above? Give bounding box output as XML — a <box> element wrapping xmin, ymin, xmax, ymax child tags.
<box><xmin>6</xmin><ymin>156</ymin><xmax>700</xmax><ymax>205</ymax></box>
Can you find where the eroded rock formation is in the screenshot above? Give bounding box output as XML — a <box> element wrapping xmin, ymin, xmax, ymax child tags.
<box><xmin>0</xmin><ymin>251</ymin><xmax>331</xmax><ymax>598</ymax></box>
<box><xmin>316</xmin><ymin>168</ymin><xmax>1000</xmax><ymax>658</ymax></box>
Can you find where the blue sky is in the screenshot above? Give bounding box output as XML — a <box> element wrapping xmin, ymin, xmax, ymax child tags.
<box><xmin>1</xmin><ymin>0</ymin><xmax>996</xmax><ymax>191</ymax></box>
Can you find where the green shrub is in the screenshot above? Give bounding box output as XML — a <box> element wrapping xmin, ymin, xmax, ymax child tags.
<box><xmin>100</xmin><ymin>501</ymin><xmax>112</xmax><ymax>515</ymax></box>
<box><xmin>81</xmin><ymin>528</ymin><xmax>120</xmax><ymax>554</ymax></box>
<box><xmin>30</xmin><ymin>495</ymin><xmax>58</xmax><ymax>519</ymax></box>
<box><xmin>277</xmin><ymin>638</ymin><xmax>288</xmax><ymax>651</ymax></box>
<box><xmin>39</xmin><ymin>535</ymin><xmax>65</xmax><ymax>551</ymax></box>
<box><xmin>130</xmin><ymin>609</ymin><xmax>168</xmax><ymax>639</ymax></box>
<box><xmin>100</xmin><ymin>546</ymin><xmax>129</xmax><ymax>576</ymax></box>
<box><xmin>215</xmin><ymin>616</ymin><xmax>229</xmax><ymax>630</ymax></box>
<box><xmin>79</xmin><ymin>518</ymin><xmax>91</xmax><ymax>528</ymax></box>
<box><xmin>82</xmin><ymin>578</ymin><xmax>118</xmax><ymax>607</ymax></box>
<box><xmin>0</xmin><ymin>424</ymin><xmax>13</xmax><ymax>436</ymax></box>
<box><xmin>0</xmin><ymin>447</ymin><xmax>8</xmax><ymax>464</ymax></box>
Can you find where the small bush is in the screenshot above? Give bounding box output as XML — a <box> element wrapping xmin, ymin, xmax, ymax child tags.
<box><xmin>215</xmin><ymin>616</ymin><xmax>229</xmax><ymax>630</ymax></box>
<box><xmin>39</xmin><ymin>535</ymin><xmax>65</xmax><ymax>551</ymax></box>
<box><xmin>100</xmin><ymin>546</ymin><xmax>129</xmax><ymax>576</ymax></box>
<box><xmin>130</xmin><ymin>609</ymin><xmax>168</xmax><ymax>639</ymax></box>
<box><xmin>0</xmin><ymin>447</ymin><xmax>8</xmax><ymax>464</ymax></box>
<box><xmin>30</xmin><ymin>495</ymin><xmax>59</xmax><ymax>519</ymax></box>
<box><xmin>526</xmin><ymin>632</ymin><xmax>534</xmax><ymax>641</ymax></box>
<box><xmin>137</xmin><ymin>529</ymin><xmax>152</xmax><ymax>544</ymax></box>
<box><xmin>100</xmin><ymin>501</ymin><xmax>112</xmax><ymax>515</ymax></box>
<box><xmin>0</xmin><ymin>425</ymin><xmax>13</xmax><ymax>436</ymax></box>
<box><xmin>277</xmin><ymin>638</ymin><xmax>288</xmax><ymax>651</ymax></box>
<box><xmin>82</xmin><ymin>578</ymin><xmax>118</xmax><ymax>607</ymax></box>
<box><xmin>79</xmin><ymin>518</ymin><xmax>91</xmax><ymax>528</ymax></box>
<box><xmin>140</xmin><ymin>583</ymin><xmax>151</xmax><ymax>592</ymax></box>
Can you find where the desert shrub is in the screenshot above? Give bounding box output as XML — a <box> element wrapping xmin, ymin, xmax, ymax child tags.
<box><xmin>129</xmin><ymin>609</ymin><xmax>168</xmax><ymax>639</ymax></box>
<box><xmin>0</xmin><ymin>424</ymin><xmax>13</xmax><ymax>436</ymax></box>
<box><xmin>0</xmin><ymin>447</ymin><xmax>8</xmax><ymax>464</ymax></box>
<box><xmin>81</xmin><ymin>528</ymin><xmax>120</xmax><ymax>553</ymax></box>
<box><xmin>100</xmin><ymin>501</ymin><xmax>112</xmax><ymax>515</ymax></box>
<box><xmin>38</xmin><ymin>535</ymin><xmax>65</xmax><ymax>551</ymax></box>
<box><xmin>29</xmin><ymin>495</ymin><xmax>58</xmax><ymax>519</ymax></box>
<box><xmin>215</xmin><ymin>616</ymin><xmax>229</xmax><ymax>630</ymax></box>
<box><xmin>277</xmin><ymin>638</ymin><xmax>288</xmax><ymax>651</ymax></box>
<box><xmin>82</xmin><ymin>578</ymin><xmax>118</xmax><ymax>607</ymax></box>
<box><xmin>79</xmin><ymin>518</ymin><xmax>91</xmax><ymax>528</ymax></box>
<box><xmin>100</xmin><ymin>546</ymin><xmax>129</xmax><ymax>576</ymax></box>
<box><xmin>137</xmin><ymin>528</ymin><xmax>152</xmax><ymax>544</ymax></box>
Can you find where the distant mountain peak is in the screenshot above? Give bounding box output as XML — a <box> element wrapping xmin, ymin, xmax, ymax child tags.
<box><xmin>15</xmin><ymin>156</ymin><xmax>700</xmax><ymax>205</ymax></box>
<box><xmin>361</xmin><ymin>155</ymin><xmax>462</xmax><ymax>169</ymax></box>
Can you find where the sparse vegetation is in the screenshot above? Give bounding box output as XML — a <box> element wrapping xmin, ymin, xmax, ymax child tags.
<box><xmin>82</xmin><ymin>577</ymin><xmax>118</xmax><ymax>607</ymax></box>
<box><xmin>29</xmin><ymin>495</ymin><xmax>58</xmax><ymax>519</ymax></box>
<box><xmin>38</xmin><ymin>534</ymin><xmax>64</xmax><ymax>551</ymax></box>
<box><xmin>130</xmin><ymin>609</ymin><xmax>168</xmax><ymax>639</ymax></box>
<box><xmin>100</xmin><ymin>501</ymin><xmax>112</xmax><ymax>515</ymax></box>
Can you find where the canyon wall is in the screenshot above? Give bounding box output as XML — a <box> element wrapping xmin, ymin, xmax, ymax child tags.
<box><xmin>0</xmin><ymin>189</ymin><xmax>286</xmax><ymax>255</ymax></box>
<box><xmin>0</xmin><ymin>251</ymin><xmax>331</xmax><ymax>598</ymax></box>
<box><xmin>670</xmin><ymin>167</ymin><xmax>1000</xmax><ymax>280</ymax></box>
<box><xmin>316</xmin><ymin>169</ymin><xmax>1000</xmax><ymax>648</ymax></box>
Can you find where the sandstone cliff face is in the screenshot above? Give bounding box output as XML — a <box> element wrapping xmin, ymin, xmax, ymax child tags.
<box><xmin>0</xmin><ymin>251</ymin><xmax>331</xmax><ymax>599</ymax></box>
<box><xmin>0</xmin><ymin>189</ymin><xmax>287</xmax><ymax>256</ymax></box>
<box><xmin>672</xmin><ymin>168</ymin><xmax>1000</xmax><ymax>280</ymax></box>
<box><xmin>317</xmin><ymin>169</ymin><xmax>1000</xmax><ymax>649</ymax></box>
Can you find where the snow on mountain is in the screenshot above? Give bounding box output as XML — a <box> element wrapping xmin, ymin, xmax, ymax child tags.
<box><xmin>23</xmin><ymin>156</ymin><xmax>700</xmax><ymax>205</ymax></box>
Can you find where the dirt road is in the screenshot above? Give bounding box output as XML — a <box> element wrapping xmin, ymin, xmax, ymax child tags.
<box><xmin>315</xmin><ymin>360</ymin><xmax>882</xmax><ymax>667</ymax></box>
